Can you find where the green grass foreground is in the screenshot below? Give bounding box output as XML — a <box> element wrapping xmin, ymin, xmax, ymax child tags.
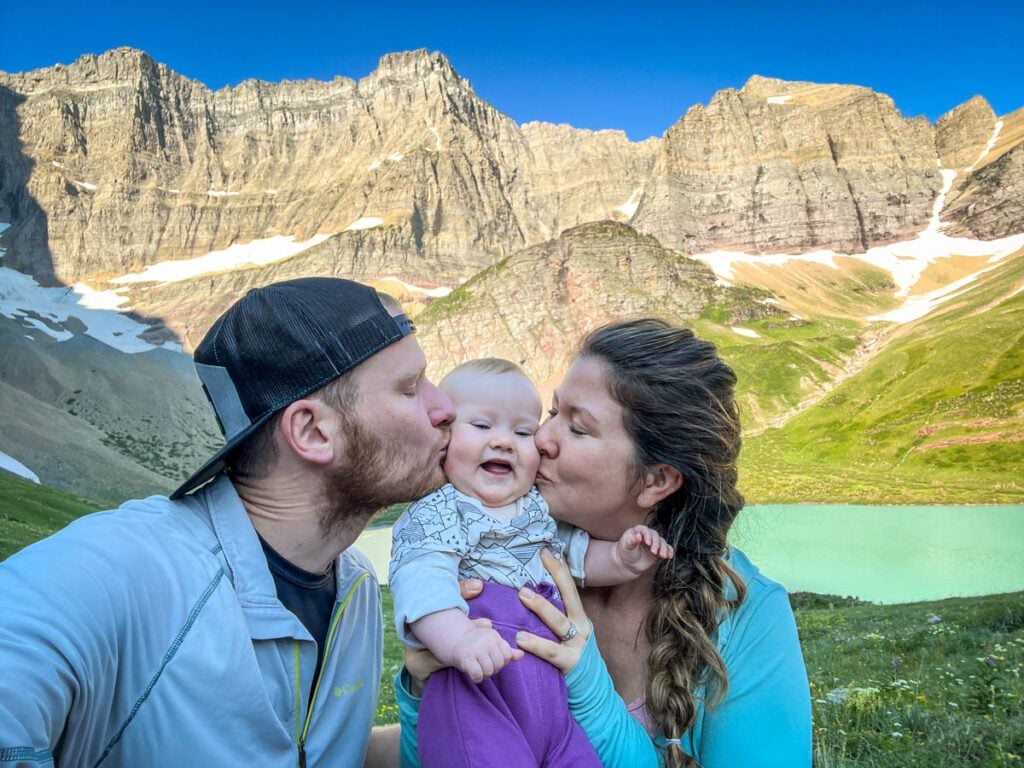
<box><xmin>377</xmin><ymin>588</ymin><xmax>1024</xmax><ymax>767</ymax></box>
<box><xmin>3</xmin><ymin>473</ymin><xmax>1021</xmax><ymax>765</ymax></box>
<box><xmin>0</xmin><ymin>471</ymin><xmax>98</xmax><ymax>558</ymax></box>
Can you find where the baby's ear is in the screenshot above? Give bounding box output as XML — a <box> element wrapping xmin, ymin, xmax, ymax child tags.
<box><xmin>636</xmin><ymin>464</ymin><xmax>682</xmax><ymax>510</ymax></box>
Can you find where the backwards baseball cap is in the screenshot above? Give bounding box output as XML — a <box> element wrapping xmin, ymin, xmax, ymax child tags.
<box><xmin>171</xmin><ymin>277</ymin><xmax>415</xmax><ymax>499</ymax></box>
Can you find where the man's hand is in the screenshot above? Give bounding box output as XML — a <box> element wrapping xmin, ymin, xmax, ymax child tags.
<box><xmin>614</xmin><ymin>524</ymin><xmax>674</xmax><ymax>576</ymax></box>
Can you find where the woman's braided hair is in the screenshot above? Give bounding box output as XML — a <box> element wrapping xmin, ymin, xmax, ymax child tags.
<box><xmin>579</xmin><ymin>319</ymin><xmax>746</xmax><ymax>767</ymax></box>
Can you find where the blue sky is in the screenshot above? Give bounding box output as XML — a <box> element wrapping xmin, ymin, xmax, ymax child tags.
<box><xmin>1</xmin><ymin>0</ymin><xmax>1021</xmax><ymax>140</ymax></box>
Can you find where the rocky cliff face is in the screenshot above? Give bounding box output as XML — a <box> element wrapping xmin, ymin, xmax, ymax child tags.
<box><xmin>632</xmin><ymin>76</ymin><xmax>943</xmax><ymax>254</ymax></box>
<box><xmin>935</xmin><ymin>95</ymin><xmax>997</xmax><ymax>170</ymax></box>
<box><xmin>0</xmin><ymin>48</ymin><xmax>657</xmax><ymax>285</ymax></box>
<box><xmin>941</xmin><ymin>106</ymin><xmax>1024</xmax><ymax>239</ymax></box>
<box><xmin>1</xmin><ymin>50</ymin><xmax>1021</xmax><ymax>294</ymax></box>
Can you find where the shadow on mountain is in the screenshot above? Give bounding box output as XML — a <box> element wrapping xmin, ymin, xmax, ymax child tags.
<box><xmin>0</xmin><ymin>86</ymin><xmax>55</xmax><ymax>284</ymax></box>
<box><xmin>0</xmin><ymin>85</ymin><xmax>181</xmax><ymax>346</ymax></box>
<box><xmin>0</xmin><ymin>85</ymin><xmax>210</xmax><ymax>506</ymax></box>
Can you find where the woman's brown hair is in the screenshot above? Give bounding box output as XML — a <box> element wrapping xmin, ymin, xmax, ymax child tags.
<box><xmin>579</xmin><ymin>319</ymin><xmax>746</xmax><ymax>767</ymax></box>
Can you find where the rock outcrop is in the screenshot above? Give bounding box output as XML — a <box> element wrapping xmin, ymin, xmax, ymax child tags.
<box><xmin>413</xmin><ymin>221</ymin><xmax>779</xmax><ymax>387</ymax></box>
<box><xmin>632</xmin><ymin>76</ymin><xmax>943</xmax><ymax>254</ymax></box>
<box><xmin>941</xmin><ymin>106</ymin><xmax>1024</xmax><ymax>239</ymax></box>
<box><xmin>935</xmin><ymin>95</ymin><xmax>997</xmax><ymax>171</ymax></box>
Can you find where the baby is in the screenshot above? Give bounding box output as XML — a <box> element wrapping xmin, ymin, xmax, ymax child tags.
<box><xmin>389</xmin><ymin>358</ymin><xmax>672</xmax><ymax>767</ymax></box>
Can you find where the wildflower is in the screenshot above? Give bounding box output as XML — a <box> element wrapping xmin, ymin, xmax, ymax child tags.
<box><xmin>927</xmin><ymin>615</ymin><xmax>942</xmax><ymax>624</ymax></box>
<box><xmin>826</xmin><ymin>687</ymin><xmax>848</xmax><ymax>705</ymax></box>
<box><xmin>891</xmin><ymin>657</ymin><xmax>901</xmax><ymax>671</ymax></box>
<box><xmin>984</xmin><ymin>655</ymin><xmax>998</xmax><ymax>669</ymax></box>
<box><xmin>948</xmin><ymin>702</ymin><xmax>959</xmax><ymax>708</ymax></box>
<box><xmin>892</xmin><ymin>732</ymin><xmax>903</xmax><ymax>738</ymax></box>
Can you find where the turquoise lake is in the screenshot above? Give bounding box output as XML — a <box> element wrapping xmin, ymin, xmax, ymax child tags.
<box><xmin>356</xmin><ymin>504</ymin><xmax>1024</xmax><ymax>605</ymax></box>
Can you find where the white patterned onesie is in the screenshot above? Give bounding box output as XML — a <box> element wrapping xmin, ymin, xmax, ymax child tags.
<box><xmin>389</xmin><ymin>483</ymin><xmax>588</xmax><ymax>646</ymax></box>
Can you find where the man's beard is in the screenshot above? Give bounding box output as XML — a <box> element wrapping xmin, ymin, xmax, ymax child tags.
<box><xmin>319</xmin><ymin>409</ymin><xmax>446</xmax><ymax>536</ymax></box>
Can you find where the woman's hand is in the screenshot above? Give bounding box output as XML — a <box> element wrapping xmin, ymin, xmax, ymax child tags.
<box><xmin>515</xmin><ymin>549</ymin><xmax>591</xmax><ymax>674</ymax></box>
<box><xmin>403</xmin><ymin>578</ymin><xmax>487</xmax><ymax>695</ymax></box>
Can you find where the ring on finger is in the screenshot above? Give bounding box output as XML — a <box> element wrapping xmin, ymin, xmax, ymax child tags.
<box><xmin>560</xmin><ymin>621</ymin><xmax>578</xmax><ymax>642</ymax></box>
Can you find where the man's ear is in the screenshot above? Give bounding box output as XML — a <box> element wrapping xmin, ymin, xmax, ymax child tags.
<box><xmin>636</xmin><ymin>463</ymin><xmax>683</xmax><ymax>510</ymax></box>
<box><xmin>277</xmin><ymin>398</ymin><xmax>340</xmax><ymax>466</ymax></box>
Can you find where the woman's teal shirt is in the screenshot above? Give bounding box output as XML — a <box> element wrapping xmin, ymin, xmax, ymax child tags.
<box><xmin>397</xmin><ymin>546</ymin><xmax>811</xmax><ymax>767</ymax></box>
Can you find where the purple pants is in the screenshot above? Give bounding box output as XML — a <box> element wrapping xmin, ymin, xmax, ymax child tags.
<box><xmin>418</xmin><ymin>581</ymin><xmax>601</xmax><ymax>768</ymax></box>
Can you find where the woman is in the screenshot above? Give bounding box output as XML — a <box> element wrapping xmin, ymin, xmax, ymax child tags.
<box><xmin>399</xmin><ymin>319</ymin><xmax>811</xmax><ymax>767</ymax></box>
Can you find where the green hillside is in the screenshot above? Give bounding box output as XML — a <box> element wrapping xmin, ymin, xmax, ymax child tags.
<box><xmin>0</xmin><ymin>472</ymin><xmax>99</xmax><ymax>560</ymax></box>
<box><xmin>376</xmin><ymin>587</ymin><xmax>1024</xmax><ymax>766</ymax></box>
<box><xmin>740</xmin><ymin>255</ymin><xmax>1024</xmax><ymax>503</ymax></box>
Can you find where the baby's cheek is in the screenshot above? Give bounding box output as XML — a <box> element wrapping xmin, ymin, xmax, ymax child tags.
<box><xmin>521</xmin><ymin>444</ymin><xmax>542</xmax><ymax>478</ymax></box>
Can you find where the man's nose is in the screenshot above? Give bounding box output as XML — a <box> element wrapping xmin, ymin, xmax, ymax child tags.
<box><xmin>427</xmin><ymin>383</ymin><xmax>455</xmax><ymax>428</ymax></box>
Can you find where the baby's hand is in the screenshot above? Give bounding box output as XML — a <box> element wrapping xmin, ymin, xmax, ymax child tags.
<box><xmin>616</xmin><ymin>524</ymin><xmax>675</xmax><ymax>576</ymax></box>
<box><xmin>448</xmin><ymin>625</ymin><xmax>517</xmax><ymax>683</ymax></box>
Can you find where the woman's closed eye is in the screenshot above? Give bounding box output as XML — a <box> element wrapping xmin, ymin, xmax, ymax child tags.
<box><xmin>547</xmin><ymin>407</ymin><xmax>586</xmax><ymax>436</ymax></box>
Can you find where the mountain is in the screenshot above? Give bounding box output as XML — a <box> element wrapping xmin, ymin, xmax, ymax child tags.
<box><xmin>0</xmin><ymin>48</ymin><xmax>656</xmax><ymax>286</ymax></box>
<box><xmin>3</xmin><ymin>50</ymin><xmax>1021</xmax><ymax>294</ymax></box>
<box><xmin>0</xmin><ymin>48</ymin><xmax>1022</xmax><ymax>505</ymax></box>
<box><xmin>413</xmin><ymin>220</ymin><xmax>781</xmax><ymax>388</ymax></box>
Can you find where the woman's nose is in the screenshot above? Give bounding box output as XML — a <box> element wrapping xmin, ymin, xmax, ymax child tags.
<box><xmin>535</xmin><ymin>420</ymin><xmax>557</xmax><ymax>458</ymax></box>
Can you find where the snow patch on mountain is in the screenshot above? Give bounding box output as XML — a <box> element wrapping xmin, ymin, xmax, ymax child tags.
<box><xmin>966</xmin><ymin>120</ymin><xmax>1004</xmax><ymax>172</ymax></box>
<box><xmin>0</xmin><ymin>268</ymin><xmax>178</xmax><ymax>353</ymax></box>
<box><xmin>696</xmin><ymin>249</ymin><xmax>839</xmax><ymax>282</ymax></box>
<box><xmin>0</xmin><ymin>451</ymin><xmax>40</xmax><ymax>484</ymax></box>
<box><xmin>344</xmin><ymin>217</ymin><xmax>384</xmax><ymax>232</ymax></box>
<box><xmin>111</xmin><ymin>234</ymin><xmax>332</xmax><ymax>284</ymax></box>
<box><xmin>380</xmin><ymin>276</ymin><xmax>452</xmax><ymax>298</ymax></box>
<box><xmin>616</xmin><ymin>188</ymin><xmax>643</xmax><ymax>218</ymax></box>
<box><xmin>868</xmin><ymin>261</ymin><xmax>1008</xmax><ymax>323</ymax></box>
<box><xmin>693</xmin><ymin>165</ymin><xmax>1024</xmax><ymax>326</ymax></box>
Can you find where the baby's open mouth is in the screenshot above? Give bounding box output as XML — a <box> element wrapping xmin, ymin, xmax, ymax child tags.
<box><xmin>480</xmin><ymin>459</ymin><xmax>513</xmax><ymax>475</ymax></box>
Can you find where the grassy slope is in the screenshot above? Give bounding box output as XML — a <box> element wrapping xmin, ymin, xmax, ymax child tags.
<box><xmin>797</xmin><ymin>591</ymin><xmax>1024</xmax><ymax>767</ymax></box>
<box><xmin>740</xmin><ymin>254</ymin><xmax>1024</xmax><ymax>503</ymax></box>
<box><xmin>0</xmin><ymin>472</ymin><xmax>99</xmax><ymax>560</ymax></box>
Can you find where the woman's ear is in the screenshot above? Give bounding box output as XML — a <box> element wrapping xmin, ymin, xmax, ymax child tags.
<box><xmin>277</xmin><ymin>398</ymin><xmax>339</xmax><ymax>466</ymax></box>
<box><xmin>637</xmin><ymin>463</ymin><xmax>683</xmax><ymax>510</ymax></box>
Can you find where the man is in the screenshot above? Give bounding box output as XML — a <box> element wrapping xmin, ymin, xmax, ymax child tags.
<box><xmin>0</xmin><ymin>278</ymin><xmax>455</xmax><ymax>767</ymax></box>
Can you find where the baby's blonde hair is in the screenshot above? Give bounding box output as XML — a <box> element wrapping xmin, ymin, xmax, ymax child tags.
<box><xmin>440</xmin><ymin>357</ymin><xmax>528</xmax><ymax>389</ymax></box>
<box><xmin>440</xmin><ymin>358</ymin><xmax>541</xmax><ymax>416</ymax></box>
